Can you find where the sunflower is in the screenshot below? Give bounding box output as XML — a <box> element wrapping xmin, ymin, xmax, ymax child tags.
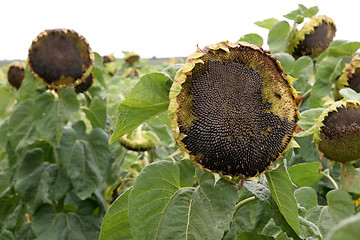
<box><xmin>169</xmin><ymin>41</ymin><xmax>299</xmax><ymax>178</ymax></box>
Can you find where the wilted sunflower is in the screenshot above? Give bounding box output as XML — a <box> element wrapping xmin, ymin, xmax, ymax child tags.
<box><xmin>335</xmin><ymin>54</ymin><xmax>360</xmax><ymax>99</ymax></box>
<box><xmin>103</xmin><ymin>54</ymin><xmax>115</xmax><ymax>64</ymax></box>
<box><xmin>314</xmin><ymin>100</ymin><xmax>360</xmax><ymax>163</ymax></box>
<box><xmin>7</xmin><ymin>62</ymin><xmax>25</xmax><ymax>89</ymax></box>
<box><xmin>28</xmin><ymin>29</ymin><xmax>94</xmax><ymax>88</ymax></box>
<box><xmin>124</xmin><ymin>52</ymin><xmax>140</xmax><ymax>64</ymax></box>
<box><xmin>287</xmin><ymin>15</ymin><xmax>336</xmax><ymax>59</ymax></box>
<box><xmin>169</xmin><ymin>41</ymin><xmax>299</xmax><ymax>178</ymax></box>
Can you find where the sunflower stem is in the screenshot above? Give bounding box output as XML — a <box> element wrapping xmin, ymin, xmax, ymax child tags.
<box><xmin>321</xmin><ymin>171</ymin><xmax>338</xmax><ymax>189</ymax></box>
<box><xmin>235</xmin><ymin>196</ymin><xmax>256</xmax><ymax>212</ymax></box>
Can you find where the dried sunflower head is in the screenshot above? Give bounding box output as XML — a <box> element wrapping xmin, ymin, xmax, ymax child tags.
<box><xmin>103</xmin><ymin>54</ymin><xmax>115</xmax><ymax>64</ymax></box>
<box><xmin>124</xmin><ymin>52</ymin><xmax>140</xmax><ymax>64</ymax></box>
<box><xmin>314</xmin><ymin>100</ymin><xmax>360</xmax><ymax>163</ymax></box>
<box><xmin>28</xmin><ymin>29</ymin><xmax>94</xmax><ymax>88</ymax></box>
<box><xmin>7</xmin><ymin>62</ymin><xmax>25</xmax><ymax>89</ymax></box>
<box><xmin>287</xmin><ymin>15</ymin><xmax>336</xmax><ymax>59</ymax></box>
<box><xmin>335</xmin><ymin>54</ymin><xmax>360</xmax><ymax>99</ymax></box>
<box><xmin>169</xmin><ymin>41</ymin><xmax>299</xmax><ymax>179</ymax></box>
<box><xmin>75</xmin><ymin>73</ymin><xmax>94</xmax><ymax>94</ymax></box>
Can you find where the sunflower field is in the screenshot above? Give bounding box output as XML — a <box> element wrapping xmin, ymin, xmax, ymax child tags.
<box><xmin>1</xmin><ymin>4</ymin><xmax>360</xmax><ymax>240</ymax></box>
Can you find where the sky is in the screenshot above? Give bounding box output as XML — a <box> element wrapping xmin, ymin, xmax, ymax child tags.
<box><xmin>1</xmin><ymin>0</ymin><xmax>360</xmax><ymax>60</ymax></box>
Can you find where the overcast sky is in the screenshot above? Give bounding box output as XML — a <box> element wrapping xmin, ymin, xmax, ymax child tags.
<box><xmin>1</xmin><ymin>0</ymin><xmax>359</xmax><ymax>60</ymax></box>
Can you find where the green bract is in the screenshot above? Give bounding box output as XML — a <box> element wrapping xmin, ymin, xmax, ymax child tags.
<box><xmin>169</xmin><ymin>41</ymin><xmax>299</xmax><ymax>179</ymax></box>
<box><xmin>28</xmin><ymin>28</ymin><xmax>94</xmax><ymax>89</ymax></box>
<box><xmin>314</xmin><ymin>99</ymin><xmax>360</xmax><ymax>162</ymax></box>
<box><xmin>287</xmin><ymin>15</ymin><xmax>336</xmax><ymax>59</ymax></box>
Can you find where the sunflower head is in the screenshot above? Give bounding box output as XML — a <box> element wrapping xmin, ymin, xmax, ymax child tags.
<box><xmin>314</xmin><ymin>100</ymin><xmax>360</xmax><ymax>163</ymax></box>
<box><xmin>335</xmin><ymin>54</ymin><xmax>360</xmax><ymax>99</ymax></box>
<box><xmin>28</xmin><ymin>29</ymin><xmax>94</xmax><ymax>88</ymax></box>
<box><xmin>169</xmin><ymin>41</ymin><xmax>299</xmax><ymax>179</ymax></box>
<box><xmin>124</xmin><ymin>52</ymin><xmax>140</xmax><ymax>64</ymax></box>
<box><xmin>103</xmin><ymin>54</ymin><xmax>115</xmax><ymax>64</ymax></box>
<box><xmin>287</xmin><ymin>15</ymin><xmax>336</xmax><ymax>59</ymax></box>
<box><xmin>7</xmin><ymin>61</ymin><xmax>25</xmax><ymax>89</ymax></box>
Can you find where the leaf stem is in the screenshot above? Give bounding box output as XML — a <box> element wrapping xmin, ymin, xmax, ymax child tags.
<box><xmin>321</xmin><ymin>171</ymin><xmax>339</xmax><ymax>189</ymax></box>
<box><xmin>235</xmin><ymin>196</ymin><xmax>256</xmax><ymax>212</ymax></box>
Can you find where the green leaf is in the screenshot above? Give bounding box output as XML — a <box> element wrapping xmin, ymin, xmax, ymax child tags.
<box><xmin>99</xmin><ymin>188</ymin><xmax>132</xmax><ymax>240</ymax></box>
<box><xmin>244</xmin><ymin>181</ymin><xmax>301</xmax><ymax>240</ymax></box>
<box><xmin>32</xmin><ymin>204</ymin><xmax>101</xmax><ymax>240</ymax></box>
<box><xmin>254</xmin><ymin>18</ymin><xmax>279</xmax><ymax>30</ymax></box>
<box><xmin>325</xmin><ymin>213</ymin><xmax>360</xmax><ymax>240</ymax></box>
<box><xmin>0</xmin><ymin>86</ymin><xmax>15</xmax><ymax>118</ymax></box>
<box><xmin>339</xmin><ymin>88</ymin><xmax>360</xmax><ymax>101</ymax></box>
<box><xmin>296</xmin><ymin>108</ymin><xmax>325</xmax><ymax>135</ymax></box>
<box><xmin>284</xmin><ymin>4</ymin><xmax>319</xmax><ymax>20</ymax></box>
<box><xmin>128</xmin><ymin>161</ymin><xmax>237</xmax><ymax>240</ymax></box>
<box><xmin>294</xmin><ymin>187</ymin><xmax>318</xmax><ymax>214</ymax></box>
<box><xmin>298</xmin><ymin>216</ymin><xmax>322</xmax><ymax>240</ymax></box>
<box><xmin>267</xmin><ymin>21</ymin><xmax>291</xmax><ymax>53</ymax></box>
<box><xmin>14</xmin><ymin>148</ymin><xmax>70</xmax><ymax>213</ymax></box>
<box><xmin>82</xmin><ymin>95</ymin><xmax>107</xmax><ymax>129</ymax></box>
<box><xmin>340</xmin><ymin>163</ymin><xmax>360</xmax><ymax>194</ymax></box>
<box><xmin>239</xmin><ymin>33</ymin><xmax>263</xmax><ymax>46</ymax></box>
<box><xmin>58</xmin><ymin>126</ymin><xmax>111</xmax><ymax>199</ymax></box>
<box><xmin>292</xmin><ymin>56</ymin><xmax>314</xmax><ymax>93</ymax></box>
<box><xmin>272</xmin><ymin>53</ymin><xmax>295</xmax><ymax>73</ymax></box>
<box><xmin>7</xmin><ymin>99</ymin><xmax>38</xmax><ymax>150</ymax></box>
<box><xmin>288</xmin><ymin>162</ymin><xmax>323</xmax><ymax>187</ymax></box>
<box><xmin>266</xmin><ymin>162</ymin><xmax>300</xmax><ymax>235</ymax></box>
<box><xmin>237</xmin><ymin>232</ymin><xmax>275</xmax><ymax>240</ymax></box>
<box><xmin>327</xmin><ymin>41</ymin><xmax>360</xmax><ymax>58</ymax></box>
<box><xmin>309</xmin><ymin>57</ymin><xmax>342</xmax><ymax>107</ymax></box>
<box><xmin>110</xmin><ymin>72</ymin><xmax>172</xmax><ymax>145</ymax></box>
<box><xmin>33</xmin><ymin>88</ymin><xmax>80</xmax><ymax>146</ymax></box>
<box><xmin>92</xmin><ymin>68</ymin><xmax>106</xmax><ymax>89</ymax></box>
<box><xmin>306</xmin><ymin>189</ymin><xmax>355</xmax><ymax>237</ymax></box>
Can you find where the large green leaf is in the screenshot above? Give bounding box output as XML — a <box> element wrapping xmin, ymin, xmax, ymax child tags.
<box><xmin>82</xmin><ymin>95</ymin><xmax>107</xmax><ymax>129</ymax></box>
<box><xmin>266</xmin><ymin>162</ymin><xmax>300</xmax><ymax>235</ymax></box>
<box><xmin>31</xmin><ymin>204</ymin><xmax>101</xmax><ymax>240</ymax></box>
<box><xmin>33</xmin><ymin>88</ymin><xmax>79</xmax><ymax>146</ymax></box>
<box><xmin>272</xmin><ymin>53</ymin><xmax>295</xmax><ymax>73</ymax></box>
<box><xmin>58</xmin><ymin>124</ymin><xmax>111</xmax><ymax>199</ymax></box>
<box><xmin>13</xmin><ymin>148</ymin><xmax>70</xmax><ymax>213</ymax></box>
<box><xmin>296</xmin><ymin>108</ymin><xmax>325</xmax><ymax>136</ymax></box>
<box><xmin>128</xmin><ymin>161</ymin><xmax>237</xmax><ymax>240</ymax></box>
<box><xmin>294</xmin><ymin>187</ymin><xmax>318</xmax><ymax>216</ymax></box>
<box><xmin>110</xmin><ymin>72</ymin><xmax>172</xmax><ymax>144</ymax></box>
<box><xmin>254</xmin><ymin>18</ymin><xmax>279</xmax><ymax>30</ymax></box>
<box><xmin>283</xmin><ymin>4</ymin><xmax>319</xmax><ymax>20</ymax></box>
<box><xmin>99</xmin><ymin>188</ymin><xmax>132</xmax><ymax>240</ymax></box>
<box><xmin>306</xmin><ymin>189</ymin><xmax>355</xmax><ymax>237</ymax></box>
<box><xmin>325</xmin><ymin>213</ymin><xmax>360</xmax><ymax>240</ymax></box>
<box><xmin>288</xmin><ymin>162</ymin><xmax>323</xmax><ymax>187</ymax></box>
<box><xmin>7</xmin><ymin>99</ymin><xmax>38</xmax><ymax>150</ymax></box>
<box><xmin>267</xmin><ymin>21</ymin><xmax>290</xmax><ymax>53</ymax></box>
<box><xmin>292</xmin><ymin>56</ymin><xmax>314</xmax><ymax>93</ymax></box>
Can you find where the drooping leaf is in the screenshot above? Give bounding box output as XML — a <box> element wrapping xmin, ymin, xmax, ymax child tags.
<box><xmin>239</xmin><ymin>33</ymin><xmax>263</xmax><ymax>46</ymax></box>
<box><xmin>266</xmin><ymin>162</ymin><xmax>300</xmax><ymax>235</ymax></box>
<box><xmin>58</xmin><ymin>126</ymin><xmax>111</xmax><ymax>199</ymax></box>
<box><xmin>339</xmin><ymin>88</ymin><xmax>360</xmax><ymax>101</ymax></box>
<box><xmin>296</xmin><ymin>108</ymin><xmax>325</xmax><ymax>136</ymax></box>
<box><xmin>254</xmin><ymin>18</ymin><xmax>279</xmax><ymax>30</ymax></box>
<box><xmin>99</xmin><ymin>188</ymin><xmax>132</xmax><ymax>240</ymax></box>
<box><xmin>292</xmin><ymin>56</ymin><xmax>314</xmax><ymax>93</ymax></box>
<box><xmin>268</xmin><ymin>21</ymin><xmax>291</xmax><ymax>53</ymax></box>
<box><xmin>110</xmin><ymin>72</ymin><xmax>172</xmax><ymax>144</ymax></box>
<box><xmin>32</xmin><ymin>204</ymin><xmax>101</xmax><ymax>240</ymax></box>
<box><xmin>306</xmin><ymin>189</ymin><xmax>355</xmax><ymax>237</ymax></box>
<box><xmin>288</xmin><ymin>162</ymin><xmax>323</xmax><ymax>187</ymax></box>
<box><xmin>128</xmin><ymin>161</ymin><xmax>237</xmax><ymax>240</ymax></box>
